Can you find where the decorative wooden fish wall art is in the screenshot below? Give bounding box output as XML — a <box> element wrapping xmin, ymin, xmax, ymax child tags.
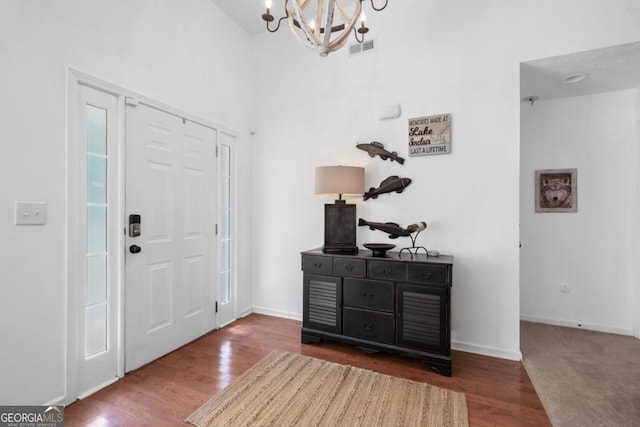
<box><xmin>363</xmin><ymin>175</ymin><xmax>412</xmax><ymax>201</ymax></box>
<box><xmin>358</xmin><ymin>219</ymin><xmax>410</xmax><ymax>239</ymax></box>
<box><xmin>356</xmin><ymin>141</ymin><xmax>405</xmax><ymax>164</ymax></box>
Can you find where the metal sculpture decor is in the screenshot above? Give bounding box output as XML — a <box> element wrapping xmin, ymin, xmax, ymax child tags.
<box><xmin>363</xmin><ymin>175</ymin><xmax>412</xmax><ymax>200</ymax></box>
<box><xmin>356</xmin><ymin>141</ymin><xmax>405</xmax><ymax>164</ymax></box>
<box><xmin>399</xmin><ymin>221</ymin><xmax>428</xmax><ymax>259</ymax></box>
<box><xmin>358</xmin><ymin>218</ymin><xmax>410</xmax><ymax>239</ymax></box>
<box><xmin>261</xmin><ymin>0</ymin><xmax>389</xmax><ymax>57</ymax></box>
<box><xmin>359</xmin><ymin>219</ymin><xmax>428</xmax><ymax>259</ymax></box>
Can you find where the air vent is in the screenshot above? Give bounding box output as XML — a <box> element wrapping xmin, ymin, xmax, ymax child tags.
<box><xmin>348</xmin><ymin>38</ymin><xmax>377</xmax><ymax>57</ymax></box>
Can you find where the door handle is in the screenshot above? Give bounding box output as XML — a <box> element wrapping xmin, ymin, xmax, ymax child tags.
<box><xmin>129</xmin><ymin>244</ymin><xmax>142</xmax><ymax>254</ymax></box>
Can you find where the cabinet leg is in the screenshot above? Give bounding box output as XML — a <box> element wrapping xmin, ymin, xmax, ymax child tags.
<box><xmin>355</xmin><ymin>346</ymin><xmax>380</xmax><ymax>355</ymax></box>
<box><xmin>356</xmin><ymin>345</ymin><xmax>380</xmax><ymax>354</ymax></box>
<box><xmin>422</xmin><ymin>360</ymin><xmax>451</xmax><ymax>377</ymax></box>
<box><xmin>301</xmin><ymin>331</ymin><xmax>322</xmax><ymax>344</ymax></box>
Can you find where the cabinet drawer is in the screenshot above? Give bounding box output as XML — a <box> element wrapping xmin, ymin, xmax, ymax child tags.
<box><xmin>368</xmin><ymin>260</ymin><xmax>405</xmax><ymax>281</ymax></box>
<box><xmin>344</xmin><ymin>278</ymin><xmax>393</xmax><ymax>311</ymax></box>
<box><xmin>407</xmin><ymin>264</ymin><xmax>449</xmax><ymax>286</ymax></box>
<box><xmin>302</xmin><ymin>255</ymin><xmax>332</xmax><ymax>275</ymax></box>
<box><xmin>332</xmin><ymin>258</ymin><xmax>366</xmax><ymax>278</ymax></box>
<box><xmin>343</xmin><ymin>307</ymin><xmax>394</xmax><ymax>344</ymax></box>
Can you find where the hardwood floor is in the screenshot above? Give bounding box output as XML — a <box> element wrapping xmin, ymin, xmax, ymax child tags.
<box><xmin>64</xmin><ymin>314</ymin><xmax>550</xmax><ymax>426</ymax></box>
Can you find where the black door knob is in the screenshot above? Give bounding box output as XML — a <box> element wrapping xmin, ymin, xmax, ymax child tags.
<box><xmin>129</xmin><ymin>244</ymin><xmax>142</xmax><ymax>254</ymax></box>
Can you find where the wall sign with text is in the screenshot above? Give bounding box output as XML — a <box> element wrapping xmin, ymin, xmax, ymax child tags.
<box><xmin>408</xmin><ymin>113</ymin><xmax>451</xmax><ymax>156</ymax></box>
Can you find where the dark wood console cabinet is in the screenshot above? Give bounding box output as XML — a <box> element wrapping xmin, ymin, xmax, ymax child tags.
<box><xmin>301</xmin><ymin>248</ymin><xmax>454</xmax><ymax>376</ymax></box>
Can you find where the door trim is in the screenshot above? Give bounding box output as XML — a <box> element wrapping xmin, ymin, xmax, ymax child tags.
<box><xmin>65</xmin><ymin>68</ymin><xmax>239</xmax><ymax>403</ymax></box>
<box><xmin>216</xmin><ymin>131</ymin><xmax>239</xmax><ymax>328</ymax></box>
<box><xmin>66</xmin><ymin>72</ymin><xmax>126</xmax><ymax>404</ymax></box>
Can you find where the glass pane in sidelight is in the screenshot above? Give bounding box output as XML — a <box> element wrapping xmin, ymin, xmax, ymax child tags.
<box><xmin>87</xmin><ymin>155</ymin><xmax>107</xmax><ymax>204</ymax></box>
<box><xmin>221</xmin><ymin>144</ymin><xmax>230</xmax><ymax>177</ymax></box>
<box><xmin>86</xmin><ymin>255</ymin><xmax>107</xmax><ymax>306</ymax></box>
<box><xmin>221</xmin><ymin>176</ymin><xmax>230</xmax><ymax>209</ymax></box>
<box><xmin>85</xmin><ymin>303</ymin><xmax>108</xmax><ymax>357</ymax></box>
<box><xmin>86</xmin><ymin>105</ymin><xmax>107</xmax><ymax>155</ymax></box>
<box><xmin>86</xmin><ymin>206</ymin><xmax>107</xmax><ymax>254</ymax></box>
<box><xmin>220</xmin><ymin>143</ymin><xmax>231</xmax><ymax>306</ymax></box>
<box><xmin>220</xmin><ymin>270</ymin><xmax>230</xmax><ymax>304</ymax></box>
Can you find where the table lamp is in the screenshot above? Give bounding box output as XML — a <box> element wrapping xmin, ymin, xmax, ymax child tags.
<box><xmin>315</xmin><ymin>166</ymin><xmax>365</xmax><ymax>254</ymax></box>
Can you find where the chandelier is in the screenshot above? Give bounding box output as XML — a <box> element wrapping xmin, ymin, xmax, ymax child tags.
<box><xmin>261</xmin><ymin>0</ymin><xmax>389</xmax><ymax>57</ymax></box>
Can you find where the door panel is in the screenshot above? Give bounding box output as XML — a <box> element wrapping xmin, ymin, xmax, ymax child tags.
<box><xmin>125</xmin><ymin>103</ymin><xmax>216</xmax><ymax>372</ymax></box>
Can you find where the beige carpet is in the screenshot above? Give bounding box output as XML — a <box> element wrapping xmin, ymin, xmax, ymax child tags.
<box><xmin>186</xmin><ymin>350</ymin><xmax>468</xmax><ymax>427</ymax></box>
<box><xmin>521</xmin><ymin>321</ymin><xmax>640</xmax><ymax>427</ymax></box>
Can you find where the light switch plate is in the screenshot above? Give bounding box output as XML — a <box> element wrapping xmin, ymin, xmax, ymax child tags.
<box><xmin>15</xmin><ymin>201</ymin><xmax>47</xmax><ymax>225</ymax></box>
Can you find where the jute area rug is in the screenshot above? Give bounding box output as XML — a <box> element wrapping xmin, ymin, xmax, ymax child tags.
<box><xmin>186</xmin><ymin>350</ymin><xmax>468</xmax><ymax>427</ymax></box>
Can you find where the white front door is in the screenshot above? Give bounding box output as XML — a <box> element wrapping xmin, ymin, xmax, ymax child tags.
<box><xmin>124</xmin><ymin>101</ymin><xmax>217</xmax><ymax>372</ymax></box>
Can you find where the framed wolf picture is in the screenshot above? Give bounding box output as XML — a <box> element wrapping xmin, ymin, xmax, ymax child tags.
<box><xmin>535</xmin><ymin>168</ymin><xmax>577</xmax><ymax>212</ymax></box>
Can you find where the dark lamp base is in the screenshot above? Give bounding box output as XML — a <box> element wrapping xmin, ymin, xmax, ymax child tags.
<box><xmin>324</xmin><ymin>203</ymin><xmax>357</xmax><ymax>255</ymax></box>
<box><xmin>322</xmin><ymin>245</ymin><xmax>358</xmax><ymax>255</ymax></box>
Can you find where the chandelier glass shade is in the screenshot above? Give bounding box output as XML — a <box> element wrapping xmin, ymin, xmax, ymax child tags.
<box><xmin>262</xmin><ymin>0</ymin><xmax>388</xmax><ymax>57</ymax></box>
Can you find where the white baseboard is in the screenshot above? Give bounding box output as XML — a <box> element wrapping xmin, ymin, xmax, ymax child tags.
<box><xmin>520</xmin><ymin>314</ymin><xmax>634</xmax><ymax>336</ymax></box>
<box><xmin>251</xmin><ymin>305</ymin><xmax>302</xmax><ymax>322</ymax></box>
<box><xmin>44</xmin><ymin>395</ymin><xmax>65</xmax><ymax>406</ymax></box>
<box><xmin>238</xmin><ymin>306</ymin><xmax>253</xmax><ymax>318</ymax></box>
<box><xmin>77</xmin><ymin>377</ymin><xmax>119</xmax><ymax>400</ymax></box>
<box><xmin>452</xmin><ymin>340</ymin><xmax>522</xmax><ymax>361</ymax></box>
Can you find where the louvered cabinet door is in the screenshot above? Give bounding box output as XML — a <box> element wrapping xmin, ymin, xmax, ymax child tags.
<box><xmin>303</xmin><ymin>274</ymin><xmax>342</xmax><ymax>334</ymax></box>
<box><xmin>395</xmin><ymin>284</ymin><xmax>449</xmax><ymax>355</ymax></box>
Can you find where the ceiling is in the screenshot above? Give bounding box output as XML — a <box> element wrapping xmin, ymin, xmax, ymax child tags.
<box><xmin>212</xmin><ymin>0</ymin><xmax>267</xmax><ymax>35</ymax></box>
<box><xmin>210</xmin><ymin>2</ymin><xmax>640</xmax><ymax>101</ymax></box>
<box><xmin>521</xmin><ymin>41</ymin><xmax>640</xmax><ymax>102</ymax></box>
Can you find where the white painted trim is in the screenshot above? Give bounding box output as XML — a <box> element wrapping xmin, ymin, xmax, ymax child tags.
<box><xmin>451</xmin><ymin>340</ymin><xmax>522</xmax><ymax>361</ymax></box>
<box><xmin>44</xmin><ymin>395</ymin><xmax>66</xmax><ymax>407</ymax></box>
<box><xmin>238</xmin><ymin>307</ymin><xmax>253</xmax><ymax>318</ymax></box>
<box><xmin>77</xmin><ymin>377</ymin><xmax>120</xmax><ymax>400</ymax></box>
<box><xmin>635</xmin><ymin>89</ymin><xmax>640</xmax><ymax>339</ymax></box>
<box><xmin>66</xmin><ymin>72</ymin><xmax>125</xmax><ymax>404</ymax></box>
<box><xmin>64</xmin><ymin>67</ymin><xmax>79</xmax><ymax>406</ymax></box>
<box><xmin>520</xmin><ymin>314</ymin><xmax>635</xmax><ymax>336</ymax></box>
<box><xmin>67</xmin><ymin>68</ymin><xmax>242</xmax><ymax>138</ymax></box>
<box><xmin>252</xmin><ymin>306</ymin><xmax>302</xmax><ymax>322</ymax></box>
<box><xmin>217</xmin><ymin>318</ymin><xmax>236</xmax><ymax>329</ymax></box>
<box><xmin>115</xmin><ymin>89</ymin><xmax>127</xmax><ymax>381</ymax></box>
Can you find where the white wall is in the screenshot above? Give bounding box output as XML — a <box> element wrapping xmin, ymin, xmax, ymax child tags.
<box><xmin>520</xmin><ymin>91</ymin><xmax>639</xmax><ymax>334</ymax></box>
<box><xmin>249</xmin><ymin>0</ymin><xmax>640</xmax><ymax>360</ymax></box>
<box><xmin>0</xmin><ymin>0</ymin><xmax>253</xmax><ymax>405</ymax></box>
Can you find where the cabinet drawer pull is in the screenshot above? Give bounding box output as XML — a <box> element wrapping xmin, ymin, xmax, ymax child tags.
<box><xmin>383</xmin><ymin>267</ymin><xmax>393</xmax><ymax>275</ymax></box>
<box><xmin>363</xmin><ymin>291</ymin><xmax>374</xmax><ymax>298</ymax></box>
<box><xmin>313</xmin><ymin>261</ymin><xmax>323</xmax><ymax>268</ymax></box>
<box><xmin>343</xmin><ymin>263</ymin><xmax>354</xmax><ymax>272</ymax></box>
<box><xmin>423</xmin><ymin>272</ymin><xmax>433</xmax><ymax>279</ymax></box>
<box><xmin>362</xmin><ymin>322</ymin><xmax>373</xmax><ymax>330</ymax></box>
